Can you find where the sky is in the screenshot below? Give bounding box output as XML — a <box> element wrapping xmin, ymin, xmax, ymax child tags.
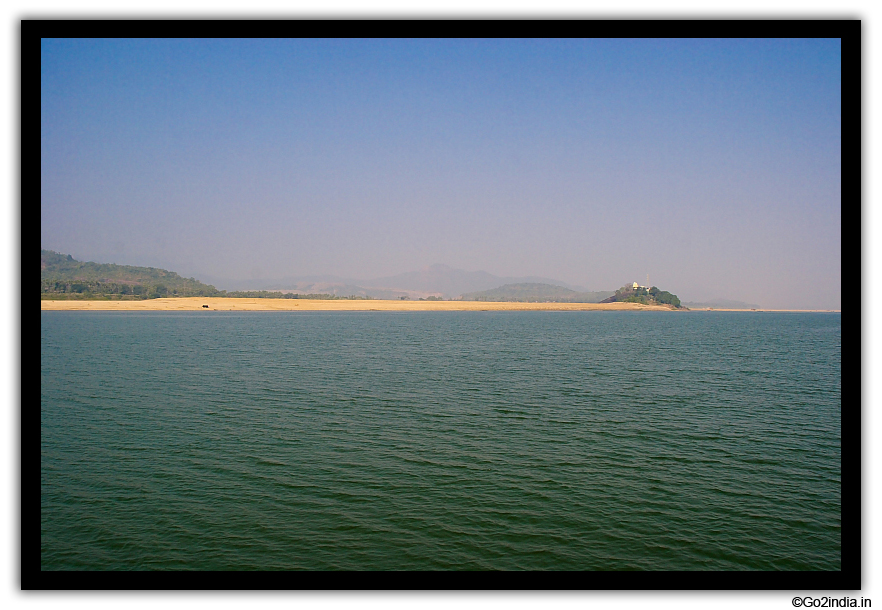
<box><xmin>40</xmin><ymin>37</ymin><xmax>841</xmax><ymax>309</ymax></box>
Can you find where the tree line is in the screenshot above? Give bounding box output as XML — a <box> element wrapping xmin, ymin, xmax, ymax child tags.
<box><xmin>40</xmin><ymin>249</ymin><xmax>377</xmax><ymax>300</ymax></box>
<box><xmin>41</xmin><ymin>282</ymin><xmax>376</xmax><ymax>301</ymax></box>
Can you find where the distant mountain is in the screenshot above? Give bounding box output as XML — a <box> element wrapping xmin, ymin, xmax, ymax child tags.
<box><xmin>212</xmin><ymin>264</ymin><xmax>592</xmax><ymax>299</ymax></box>
<box><xmin>42</xmin><ymin>252</ymin><xmax>614</xmax><ymax>302</ymax></box>
<box><xmin>245</xmin><ymin>279</ymin><xmax>379</xmax><ymax>298</ymax></box>
<box><xmin>682</xmin><ymin>299</ymin><xmax>761</xmax><ymax>310</ymax></box>
<box><xmin>41</xmin><ymin>249</ymin><xmax>221</xmax><ymax>298</ymax></box>
<box><xmin>198</xmin><ymin>273</ymin><xmax>364</xmax><ymax>293</ymax></box>
<box><xmin>363</xmin><ymin>264</ymin><xmax>589</xmax><ymax>299</ymax></box>
<box><xmin>199</xmin><ymin>276</ymin><xmax>417</xmax><ymax>300</ymax></box>
<box><xmin>462</xmin><ymin>283</ymin><xmax>614</xmax><ymax>303</ymax></box>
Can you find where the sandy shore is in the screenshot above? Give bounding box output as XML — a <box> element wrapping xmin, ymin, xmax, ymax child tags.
<box><xmin>41</xmin><ymin>297</ymin><xmax>681</xmax><ymax>312</ymax></box>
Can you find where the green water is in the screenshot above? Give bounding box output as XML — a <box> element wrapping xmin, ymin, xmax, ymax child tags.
<box><xmin>41</xmin><ymin>311</ymin><xmax>841</xmax><ymax>570</ymax></box>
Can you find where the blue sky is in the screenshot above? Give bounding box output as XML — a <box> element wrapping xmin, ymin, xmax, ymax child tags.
<box><xmin>41</xmin><ymin>38</ymin><xmax>841</xmax><ymax>308</ymax></box>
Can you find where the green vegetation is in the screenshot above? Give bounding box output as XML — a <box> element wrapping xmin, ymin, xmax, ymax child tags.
<box><xmin>41</xmin><ymin>249</ymin><xmax>223</xmax><ymax>299</ymax></box>
<box><xmin>41</xmin><ymin>250</ymin><xmax>373</xmax><ymax>300</ymax></box>
<box><xmin>462</xmin><ymin>283</ymin><xmax>614</xmax><ymax>303</ymax></box>
<box><xmin>601</xmin><ymin>285</ymin><xmax>682</xmax><ymax>308</ymax></box>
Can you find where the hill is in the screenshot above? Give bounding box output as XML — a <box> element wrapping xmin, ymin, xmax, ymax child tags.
<box><xmin>600</xmin><ymin>284</ymin><xmax>682</xmax><ymax>308</ymax></box>
<box><xmin>41</xmin><ymin>249</ymin><xmax>222</xmax><ymax>299</ymax></box>
<box><xmin>462</xmin><ymin>283</ymin><xmax>614</xmax><ymax>303</ymax></box>
<box><xmin>41</xmin><ymin>250</ymin><xmax>377</xmax><ymax>300</ymax></box>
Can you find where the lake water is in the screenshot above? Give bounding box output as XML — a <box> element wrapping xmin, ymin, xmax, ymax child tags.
<box><xmin>41</xmin><ymin>311</ymin><xmax>841</xmax><ymax>570</ymax></box>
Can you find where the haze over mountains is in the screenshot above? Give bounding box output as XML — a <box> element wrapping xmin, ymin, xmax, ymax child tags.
<box><xmin>462</xmin><ymin>283</ymin><xmax>614</xmax><ymax>303</ymax></box>
<box><xmin>681</xmin><ymin>299</ymin><xmax>761</xmax><ymax>310</ymax></box>
<box><xmin>199</xmin><ymin>264</ymin><xmax>601</xmax><ymax>300</ymax></box>
<box><xmin>43</xmin><ymin>248</ymin><xmax>765</xmax><ymax>307</ymax></box>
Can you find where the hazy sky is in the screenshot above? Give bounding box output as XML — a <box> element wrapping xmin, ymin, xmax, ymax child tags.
<box><xmin>41</xmin><ymin>38</ymin><xmax>841</xmax><ymax>309</ymax></box>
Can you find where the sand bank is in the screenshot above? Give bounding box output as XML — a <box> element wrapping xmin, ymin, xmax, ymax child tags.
<box><xmin>41</xmin><ymin>297</ymin><xmax>679</xmax><ymax>312</ymax></box>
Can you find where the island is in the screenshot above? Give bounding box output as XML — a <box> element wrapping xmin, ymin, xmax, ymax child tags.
<box><xmin>600</xmin><ymin>282</ymin><xmax>683</xmax><ymax>308</ymax></box>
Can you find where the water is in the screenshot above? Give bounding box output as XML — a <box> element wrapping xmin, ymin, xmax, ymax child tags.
<box><xmin>41</xmin><ymin>311</ymin><xmax>841</xmax><ymax>570</ymax></box>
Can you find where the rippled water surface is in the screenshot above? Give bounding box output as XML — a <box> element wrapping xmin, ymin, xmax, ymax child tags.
<box><xmin>41</xmin><ymin>311</ymin><xmax>841</xmax><ymax>570</ymax></box>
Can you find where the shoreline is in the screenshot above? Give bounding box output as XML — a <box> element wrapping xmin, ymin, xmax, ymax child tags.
<box><xmin>41</xmin><ymin>297</ymin><xmax>678</xmax><ymax>312</ymax></box>
<box><xmin>39</xmin><ymin>298</ymin><xmax>838</xmax><ymax>313</ymax></box>
<box><xmin>684</xmin><ymin>307</ymin><xmax>841</xmax><ymax>313</ymax></box>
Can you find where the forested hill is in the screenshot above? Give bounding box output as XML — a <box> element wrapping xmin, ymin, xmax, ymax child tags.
<box><xmin>600</xmin><ymin>284</ymin><xmax>682</xmax><ymax>308</ymax></box>
<box><xmin>41</xmin><ymin>250</ymin><xmax>372</xmax><ymax>300</ymax></box>
<box><xmin>41</xmin><ymin>249</ymin><xmax>222</xmax><ymax>299</ymax></box>
<box><xmin>461</xmin><ymin>283</ymin><xmax>614</xmax><ymax>303</ymax></box>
